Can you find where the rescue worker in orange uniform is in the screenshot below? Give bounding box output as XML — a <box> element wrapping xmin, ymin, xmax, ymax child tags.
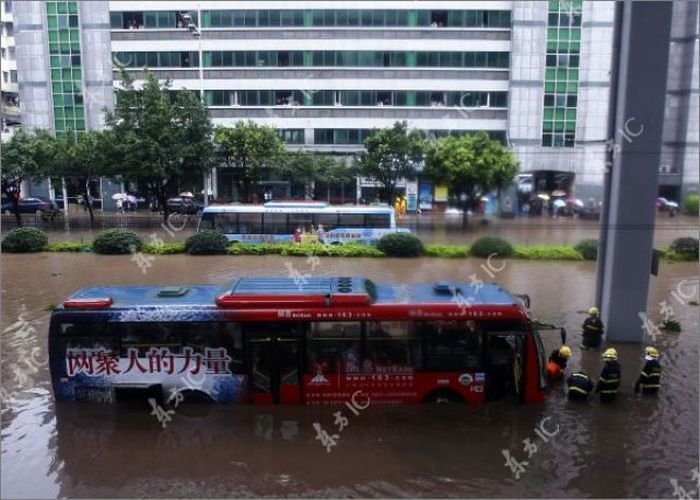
<box><xmin>547</xmin><ymin>345</ymin><xmax>572</xmax><ymax>380</ymax></box>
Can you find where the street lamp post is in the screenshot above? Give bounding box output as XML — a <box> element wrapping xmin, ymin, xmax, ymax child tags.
<box><xmin>184</xmin><ymin>7</ymin><xmax>212</xmax><ymax>207</ymax></box>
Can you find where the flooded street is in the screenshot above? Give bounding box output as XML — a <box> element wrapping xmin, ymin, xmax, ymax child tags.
<box><xmin>1</xmin><ymin>242</ymin><xmax>698</xmax><ymax>497</ymax></box>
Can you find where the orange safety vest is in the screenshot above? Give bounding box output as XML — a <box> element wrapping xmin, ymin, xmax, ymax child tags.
<box><xmin>547</xmin><ymin>360</ymin><xmax>563</xmax><ymax>380</ymax></box>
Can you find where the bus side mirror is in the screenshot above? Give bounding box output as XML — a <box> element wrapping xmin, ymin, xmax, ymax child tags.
<box><xmin>515</xmin><ymin>294</ymin><xmax>530</xmax><ymax>309</ymax></box>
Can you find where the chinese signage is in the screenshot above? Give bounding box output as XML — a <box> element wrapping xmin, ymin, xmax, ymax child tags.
<box><xmin>66</xmin><ymin>347</ymin><xmax>233</xmax><ymax>377</ymax></box>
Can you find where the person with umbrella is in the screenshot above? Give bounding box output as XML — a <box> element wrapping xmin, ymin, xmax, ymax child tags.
<box><xmin>126</xmin><ymin>194</ymin><xmax>138</xmax><ymax>212</ymax></box>
<box><xmin>112</xmin><ymin>193</ymin><xmax>127</xmax><ymax>214</ymax></box>
<box><xmin>179</xmin><ymin>191</ymin><xmax>195</xmax><ymax>214</ymax></box>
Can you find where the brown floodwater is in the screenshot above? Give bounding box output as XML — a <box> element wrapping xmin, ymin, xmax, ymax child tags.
<box><xmin>1</xmin><ymin>249</ymin><xmax>698</xmax><ymax>498</ymax></box>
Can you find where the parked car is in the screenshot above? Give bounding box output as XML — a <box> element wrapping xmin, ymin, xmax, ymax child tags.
<box><xmin>656</xmin><ymin>197</ymin><xmax>679</xmax><ymax>216</ymax></box>
<box><xmin>2</xmin><ymin>197</ymin><xmax>60</xmax><ymax>218</ymax></box>
<box><xmin>166</xmin><ymin>197</ymin><xmax>204</xmax><ymax>215</ymax></box>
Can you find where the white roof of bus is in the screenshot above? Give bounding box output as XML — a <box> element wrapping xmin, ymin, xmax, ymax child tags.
<box><xmin>203</xmin><ymin>203</ymin><xmax>394</xmax><ymax>214</ymax></box>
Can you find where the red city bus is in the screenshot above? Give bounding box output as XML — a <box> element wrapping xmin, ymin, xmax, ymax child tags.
<box><xmin>49</xmin><ymin>277</ymin><xmax>549</xmax><ymax>405</ymax></box>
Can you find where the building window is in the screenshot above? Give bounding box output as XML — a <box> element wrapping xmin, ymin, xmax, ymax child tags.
<box><xmin>4</xmin><ymin>1</ymin><xmax>12</xmax><ymax>13</ymax></box>
<box><xmin>202</xmin><ymin>50</ymin><xmax>509</xmax><ymax>69</ymax></box>
<box><xmin>46</xmin><ymin>1</ymin><xmax>84</xmax><ymax>135</ymax></box>
<box><xmin>278</xmin><ymin>129</ymin><xmax>304</xmax><ymax>144</ymax></box>
<box><xmin>541</xmin><ymin>0</ymin><xmax>581</xmax><ymax>148</ymax></box>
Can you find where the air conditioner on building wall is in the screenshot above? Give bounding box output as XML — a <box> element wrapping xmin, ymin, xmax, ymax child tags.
<box><xmin>659</xmin><ymin>164</ymin><xmax>670</xmax><ymax>173</ymax></box>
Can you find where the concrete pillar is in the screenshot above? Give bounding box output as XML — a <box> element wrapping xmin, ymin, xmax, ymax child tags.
<box><xmin>598</xmin><ymin>1</ymin><xmax>673</xmax><ymax>343</ymax></box>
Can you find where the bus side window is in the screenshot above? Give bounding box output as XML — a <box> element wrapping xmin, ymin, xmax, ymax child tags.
<box><xmin>263</xmin><ymin>213</ymin><xmax>289</xmax><ymax>234</ymax></box>
<box><xmin>221</xmin><ymin>322</ymin><xmax>244</xmax><ymax>374</ymax></box>
<box><xmin>307</xmin><ymin>322</ymin><xmax>361</xmax><ymax>374</ymax></box>
<box><xmin>121</xmin><ymin>323</ymin><xmax>182</xmax><ymax>356</ymax></box>
<box><xmin>61</xmin><ymin>322</ymin><xmax>120</xmax><ymax>353</ymax></box>
<box><xmin>289</xmin><ymin>213</ymin><xmax>313</xmax><ymax>232</ymax></box>
<box><xmin>199</xmin><ymin>212</ymin><xmax>215</xmax><ymax>230</ymax></box>
<box><xmin>214</xmin><ymin>213</ymin><xmax>238</xmax><ymax>233</ymax></box>
<box><xmin>365</xmin><ymin>214</ymin><xmax>390</xmax><ymax>228</ymax></box>
<box><xmin>238</xmin><ymin>213</ymin><xmax>262</xmax><ymax>234</ymax></box>
<box><xmin>338</xmin><ymin>213</ymin><xmax>365</xmax><ymax>228</ymax></box>
<box><xmin>420</xmin><ymin>321</ymin><xmax>482</xmax><ymax>371</ymax></box>
<box><xmin>366</xmin><ymin>321</ymin><xmax>416</xmax><ymax>372</ymax></box>
<box><xmin>315</xmin><ymin>213</ymin><xmax>339</xmax><ymax>231</ymax></box>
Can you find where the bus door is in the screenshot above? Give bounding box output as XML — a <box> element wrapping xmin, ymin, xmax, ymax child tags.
<box><xmin>484</xmin><ymin>332</ymin><xmax>526</xmax><ymax>402</ymax></box>
<box><xmin>245</xmin><ymin>324</ymin><xmax>302</xmax><ymax>404</ymax></box>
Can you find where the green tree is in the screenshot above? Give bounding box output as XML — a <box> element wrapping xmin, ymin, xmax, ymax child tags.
<box><xmin>319</xmin><ymin>160</ymin><xmax>356</xmax><ymax>203</ymax></box>
<box><xmin>53</xmin><ymin>130</ymin><xmax>117</xmax><ymax>227</ymax></box>
<box><xmin>1</xmin><ymin>129</ymin><xmax>55</xmax><ymax>226</ymax></box>
<box><xmin>425</xmin><ymin>132</ymin><xmax>519</xmax><ymax>223</ymax></box>
<box><xmin>105</xmin><ymin>70</ymin><xmax>214</xmax><ymax>220</ymax></box>
<box><xmin>355</xmin><ymin>121</ymin><xmax>425</xmax><ymax>204</ymax></box>
<box><xmin>276</xmin><ymin>151</ymin><xmax>352</xmax><ymax>201</ymax></box>
<box><xmin>214</xmin><ymin>120</ymin><xmax>286</xmax><ymax>202</ymax></box>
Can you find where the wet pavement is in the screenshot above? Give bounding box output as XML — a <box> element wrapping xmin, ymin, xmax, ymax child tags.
<box><xmin>1</xmin><ymin>242</ymin><xmax>698</xmax><ymax>497</ymax></box>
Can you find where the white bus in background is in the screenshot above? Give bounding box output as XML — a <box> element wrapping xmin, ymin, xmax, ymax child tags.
<box><xmin>198</xmin><ymin>201</ymin><xmax>408</xmax><ymax>244</ymax></box>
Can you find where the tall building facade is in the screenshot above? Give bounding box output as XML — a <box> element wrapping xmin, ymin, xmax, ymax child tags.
<box><xmin>12</xmin><ymin>1</ymin><xmax>699</xmax><ymax>204</ymax></box>
<box><xmin>1</xmin><ymin>0</ymin><xmax>20</xmax><ymax>139</ymax></box>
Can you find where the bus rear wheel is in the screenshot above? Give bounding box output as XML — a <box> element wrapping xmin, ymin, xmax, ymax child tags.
<box><xmin>422</xmin><ymin>389</ymin><xmax>464</xmax><ymax>404</ymax></box>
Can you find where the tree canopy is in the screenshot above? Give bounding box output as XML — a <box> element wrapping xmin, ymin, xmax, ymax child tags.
<box><xmin>355</xmin><ymin>121</ymin><xmax>425</xmax><ymax>203</ymax></box>
<box><xmin>214</xmin><ymin>120</ymin><xmax>286</xmax><ymax>202</ymax></box>
<box><xmin>105</xmin><ymin>70</ymin><xmax>214</xmax><ymax>216</ymax></box>
<box><xmin>52</xmin><ymin>130</ymin><xmax>117</xmax><ymax>225</ymax></box>
<box><xmin>1</xmin><ymin>129</ymin><xmax>56</xmax><ymax>225</ymax></box>
<box><xmin>275</xmin><ymin>150</ymin><xmax>354</xmax><ymax>199</ymax></box>
<box><xmin>425</xmin><ymin>132</ymin><xmax>519</xmax><ymax>211</ymax></box>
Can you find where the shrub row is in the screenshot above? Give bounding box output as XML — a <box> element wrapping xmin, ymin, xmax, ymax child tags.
<box><xmin>2</xmin><ymin>227</ymin><xmax>697</xmax><ymax>262</ymax></box>
<box><xmin>513</xmin><ymin>245</ymin><xmax>584</xmax><ymax>260</ymax></box>
<box><xmin>423</xmin><ymin>245</ymin><xmax>470</xmax><ymax>258</ymax></box>
<box><xmin>684</xmin><ymin>194</ymin><xmax>699</xmax><ymax>216</ymax></box>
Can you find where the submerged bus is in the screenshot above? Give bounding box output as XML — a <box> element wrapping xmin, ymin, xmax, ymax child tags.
<box><xmin>198</xmin><ymin>201</ymin><xmax>407</xmax><ymax>244</ymax></box>
<box><xmin>49</xmin><ymin>277</ymin><xmax>549</xmax><ymax>406</ymax></box>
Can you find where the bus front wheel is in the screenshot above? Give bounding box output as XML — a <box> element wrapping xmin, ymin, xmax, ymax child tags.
<box><xmin>422</xmin><ymin>389</ymin><xmax>464</xmax><ymax>404</ymax></box>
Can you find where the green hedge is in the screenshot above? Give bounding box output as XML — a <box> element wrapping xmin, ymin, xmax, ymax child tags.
<box><xmin>376</xmin><ymin>233</ymin><xmax>425</xmax><ymax>257</ymax></box>
<box><xmin>227</xmin><ymin>242</ymin><xmax>286</xmax><ymax>256</ymax></box>
<box><xmin>1</xmin><ymin>227</ymin><xmax>48</xmax><ymax>253</ymax></box>
<box><xmin>424</xmin><ymin>245</ymin><xmax>470</xmax><ymax>258</ymax></box>
<box><xmin>228</xmin><ymin>242</ymin><xmax>384</xmax><ymax>258</ymax></box>
<box><xmin>142</xmin><ymin>242</ymin><xmax>187</xmax><ymax>255</ymax></box>
<box><xmin>470</xmin><ymin>237</ymin><xmax>513</xmax><ymax>258</ymax></box>
<box><xmin>575</xmin><ymin>239</ymin><xmax>598</xmax><ymax>261</ymax></box>
<box><xmin>185</xmin><ymin>230</ymin><xmax>230</xmax><ymax>255</ymax></box>
<box><xmin>513</xmin><ymin>245</ymin><xmax>584</xmax><ymax>260</ymax></box>
<box><xmin>45</xmin><ymin>241</ymin><xmax>92</xmax><ymax>252</ymax></box>
<box><xmin>683</xmin><ymin>195</ymin><xmax>699</xmax><ymax>216</ymax></box>
<box><xmin>16</xmin><ymin>231</ymin><xmax>699</xmax><ymax>264</ymax></box>
<box><xmin>669</xmin><ymin>237</ymin><xmax>699</xmax><ymax>261</ymax></box>
<box><xmin>93</xmin><ymin>229</ymin><xmax>143</xmax><ymax>255</ymax></box>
